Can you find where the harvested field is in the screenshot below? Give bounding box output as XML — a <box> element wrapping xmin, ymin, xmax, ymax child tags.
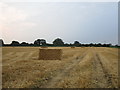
<box><xmin>2</xmin><ymin>47</ymin><xmax>119</xmax><ymax>88</ymax></box>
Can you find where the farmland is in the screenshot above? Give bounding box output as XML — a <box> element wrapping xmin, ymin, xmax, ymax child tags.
<box><xmin>2</xmin><ymin>47</ymin><xmax>119</xmax><ymax>88</ymax></box>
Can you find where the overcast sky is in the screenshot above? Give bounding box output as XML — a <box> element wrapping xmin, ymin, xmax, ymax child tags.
<box><xmin>0</xmin><ymin>0</ymin><xmax>118</xmax><ymax>44</ymax></box>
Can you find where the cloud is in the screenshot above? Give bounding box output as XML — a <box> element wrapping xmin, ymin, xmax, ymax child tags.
<box><xmin>0</xmin><ymin>2</ymin><xmax>37</xmax><ymax>32</ymax></box>
<box><xmin>0</xmin><ymin>2</ymin><xmax>27</xmax><ymax>24</ymax></box>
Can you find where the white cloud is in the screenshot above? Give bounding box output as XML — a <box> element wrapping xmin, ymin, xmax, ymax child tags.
<box><xmin>0</xmin><ymin>2</ymin><xmax>27</xmax><ymax>24</ymax></box>
<box><xmin>0</xmin><ymin>2</ymin><xmax>37</xmax><ymax>34</ymax></box>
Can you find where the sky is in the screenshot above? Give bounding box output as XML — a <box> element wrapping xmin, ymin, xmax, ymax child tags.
<box><xmin>0</xmin><ymin>0</ymin><xmax>118</xmax><ymax>44</ymax></box>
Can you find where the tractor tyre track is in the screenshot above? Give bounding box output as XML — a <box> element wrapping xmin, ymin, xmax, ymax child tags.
<box><xmin>41</xmin><ymin>49</ymin><xmax>89</xmax><ymax>88</ymax></box>
<box><xmin>95</xmin><ymin>52</ymin><xmax>114</xmax><ymax>88</ymax></box>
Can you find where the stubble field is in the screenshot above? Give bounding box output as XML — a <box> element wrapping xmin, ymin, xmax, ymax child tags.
<box><xmin>2</xmin><ymin>47</ymin><xmax>119</xmax><ymax>88</ymax></box>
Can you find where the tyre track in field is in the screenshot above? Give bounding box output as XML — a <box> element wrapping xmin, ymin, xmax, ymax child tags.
<box><xmin>93</xmin><ymin>50</ymin><xmax>115</xmax><ymax>88</ymax></box>
<box><xmin>97</xmin><ymin>53</ymin><xmax>118</xmax><ymax>88</ymax></box>
<box><xmin>41</xmin><ymin>49</ymin><xmax>89</xmax><ymax>88</ymax></box>
<box><xmin>90</xmin><ymin>50</ymin><xmax>105</xmax><ymax>88</ymax></box>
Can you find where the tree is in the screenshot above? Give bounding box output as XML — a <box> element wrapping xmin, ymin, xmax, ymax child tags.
<box><xmin>0</xmin><ymin>39</ymin><xmax>4</xmax><ymax>46</ymax></box>
<box><xmin>106</xmin><ymin>43</ymin><xmax>112</xmax><ymax>47</ymax></box>
<box><xmin>40</xmin><ymin>39</ymin><xmax>46</xmax><ymax>46</ymax></box>
<box><xmin>97</xmin><ymin>43</ymin><xmax>102</xmax><ymax>47</ymax></box>
<box><xmin>115</xmin><ymin>45</ymin><xmax>118</xmax><ymax>47</ymax></box>
<box><xmin>64</xmin><ymin>43</ymin><xmax>70</xmax><ymax>47</ymax></box>
<box><xmin>34</xmin><ymin>39</ymin><xmax>41</xmax><ymax>46</ymax></box>
<box><xmin>34</xmin><ymin>39</ymin><xmax>46</xmax><ymax>46</ymax></box>
<box><xmin>74</xmin><ymin>41</ymin><xmax>80</xmax><ymax>47</ymax></box>
<box><xmin>11</xmin><ymin>41</ymin><xmax>20</xmax><ymax>46</ymax></box>
<box><xmin>21</xmin><ymin>42</ymin><xmax>28</xmax><ymax>46</ymax></box>
<box><xmin>69</xmin><ymin>43</ymin><xmax>73</xmax><ymax>46</ymax></box>
<box><xmin>89</xmin><ymin>43</ymin><xmax>93</xmax><ymax>47</ymax></box>
<box><xmin>53</xmin><ymin>38</ymin><xmax>64</xmax><ymax>46</ymax></box>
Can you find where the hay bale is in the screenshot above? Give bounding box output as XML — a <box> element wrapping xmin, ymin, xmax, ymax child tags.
<box><xmin>39</xmin><ymin>49</ymin><xmax>62</xmax><ymax>60</ymax></box>
<box><xmin>71</xmin><ymin>47</ymin><xmax>75</xmax><ymax>48</ymax></box>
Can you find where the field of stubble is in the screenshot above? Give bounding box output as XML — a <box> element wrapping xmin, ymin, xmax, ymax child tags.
<box><xmin>2</xmin><ymin>47</ymin><xmax>119</xmax><ymax>88</ymax></box>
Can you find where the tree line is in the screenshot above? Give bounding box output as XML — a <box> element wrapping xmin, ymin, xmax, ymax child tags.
<box><xmin>0</xmin><ymin>38</ymin><xmax>119</xmax><ymax>47</ymax></box>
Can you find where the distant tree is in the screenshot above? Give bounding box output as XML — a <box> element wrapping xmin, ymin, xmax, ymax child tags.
<box><xmin>115</xmin><ymin>45</ymin><xmax>118</xmax><ymax>47</ymax></box>
<box><xmin>46</xmin><ymin>43</ymin><xmax>54</xmax><ymax>46</ymax></box>
<box><xmin>0</xmin><ymin>39</ymin><xmax>4</xmax><ymax>46</ymax></box>
<box><xmin>94</xmin><ymin>43</ymin><xmax>97</xmax><ymax>47</ymax></box>
<box><xmin>69</xmin><ymin>43</ymin><xmax>73</xmax><ymax>46</ymax></box>
<box><xmin>74</xmin><ymin>41</ymin><xmax>80</xmax><ymax>47</ymax></box>
<box><xmin>102</xmin><ymin>44</ymin><xmax>107</xmax><ymax>47</ymax></box>
<box><xmin>64</xmin><ymin>43</ymin><xmax>70</xmax><ymax>47</ymax></box>
<box><xmin>11</xmin><ymin>41</ymin><xmax>20</xmax><ymax>46</ymax></box>
<box><xmin>106</xmin><ymin>43</ymin><xmax>112</xmax><ymax>47</ymax></box>
<box><xmin>89</xmin><ymin>43</ymin><xmax>94</xmax><ymax>47</ymax></box>
<box><xmin>21</xmin><ymin>42</ymin><xmax>29</xmax><ymax>46</ymax></box>
<box><xmin>53</xmin><ymin>38</ymin><xmax>64</xmax><ymax>46</ymax></box>
<box><xmin>97</xmin><ymin>43</ymin><xmax>102</xmax><ymax>47</ymax></box>
<box><xmin>29</xmin><ymin>43</ymin><xmax>34</xmax><ymax>46</ymax></box>
<box><xmin>84</xmin><ymin>44</ymin><xmax>89</xmax><ymax>47</ymax></box>
<box><xmin>34</xmin><ymin>39</ymin><xmax>41</xmax><ymax>46</ymax></box>
<box><xmin>34</xmin><ymin>39</ymin><xmax>46</xmax><ymax>46</ymax></box>
<box><xmin>100</xmin><ymin>43</ymin><xmax>111</xmax><ymax>47</ymax></box>
<box><xmin>34</xmin><ymin>40</ymin><xmax>38</xmax><ymax>46</ymax></box>
<box><xmin>40</xmin><ymin>39</ymin><xmax>46</xmax><ymax>46</ymax></box>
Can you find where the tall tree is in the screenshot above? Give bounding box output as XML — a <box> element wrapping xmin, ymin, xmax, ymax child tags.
<box><xmin>40</xmin><ymin>39</ymin><xmax>46</xmax><ymax>46</ymax></box>
<box><xmin>34</xmin><ymin>39</ymin><xmax>46</xmax><ymax>46</ymax></box>
<box><xmin>74</xmin><ymin>41</ymin><xmax>80</xmax><ymax>47</ymax></box>
<box><xmin>53</xmin><ymin>38</ymin><xmax>64</xmax><ymax>46</ymax></box>
<box><xmin>0</xmin><ymin>39</ymin><xmax>4</xmax><ymax>46</ymax></box>
<box><xmin>21</xmin><ymin>42</ymin><xmax>29</xmax><ymax>46</ymax></box>
<box><xmin>34</xmin><ymin>39</ymin><xmax>41</xmax><ymax>46</ymax></box>
<box><xmin>89</xmin><ymin>43</ymin><xmax>93</xmax><ymax>47</ymax></box>
<box><xmin>11</xmin><ymin>41</ymin><xmax>20</xmax><ymax>46</ymax></box>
